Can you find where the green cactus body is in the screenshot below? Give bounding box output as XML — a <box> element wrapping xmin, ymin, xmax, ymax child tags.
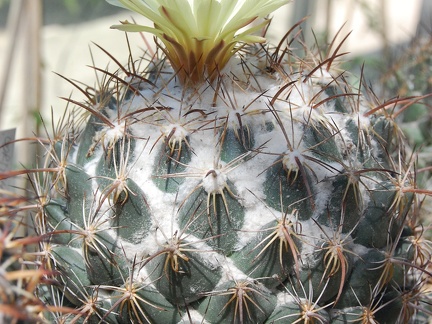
<box><xmin>16</xmin><ymin>0</ymin><xmax>431</xmax><ymax>322</ymax></box>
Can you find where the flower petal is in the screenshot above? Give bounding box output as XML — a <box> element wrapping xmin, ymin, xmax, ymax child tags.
<box><xmin>110</xmin><ymin>21</ymin><xmax>162</xmax><ymax>36</ymax></box>
<box><xmin>106</xmin><ymin>0</ymin><xmax>291</xmax><ymax>85</ymax></box>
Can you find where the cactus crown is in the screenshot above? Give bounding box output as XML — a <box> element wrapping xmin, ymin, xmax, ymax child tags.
<box><xmin>107</xmin><ymin>0</ymin><xmax>289</xmax><ymax>85</ymax></box>
<box><xmin>1</xmin><ymin>1</ymin><xmax>431</xmax><ymax>323</ymax></box>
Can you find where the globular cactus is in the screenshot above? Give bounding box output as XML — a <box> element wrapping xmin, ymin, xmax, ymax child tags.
<box><xmin>2</xmin><ymin>0</ymin><xmax>432</xmax><ymax>322</ymax></box>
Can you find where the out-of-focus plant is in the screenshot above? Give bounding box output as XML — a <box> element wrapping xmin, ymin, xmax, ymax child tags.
<box><xmin>379</xmin><ymin>30</ymin><xmax>432</xmax><ymax>238</ymax></box>
<box><xmin>0</xmin><ymin>0</ymin><xmax>121</xmax><ymax>27</ymax></box>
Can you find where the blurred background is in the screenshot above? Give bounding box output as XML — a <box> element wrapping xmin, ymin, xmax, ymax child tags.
<box><xmin>0</xmin><ymin>0</ymin><xmax>431</xmax><ymax>164</ymax></box>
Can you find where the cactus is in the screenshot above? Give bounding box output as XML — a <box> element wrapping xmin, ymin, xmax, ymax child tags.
<box><xmin>0</xmin><ymin>188</ymin><xmax>64</xmax><ymax>323</ymax></box>
<box><xmin>1</xmin><ymin>0</ymin><xmax>432</xmax><ymax>322</ymax></box>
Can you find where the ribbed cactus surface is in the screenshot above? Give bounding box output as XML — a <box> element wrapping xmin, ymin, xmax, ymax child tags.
<box><xmin>3</xmin><ymin>0</ymin><xmax>431</xmax><ymax>323</ymax></box>
<box><xmin>32</xmin><ymin>45</ymin><xmax>430</xmax><ymax>322</ymax></box>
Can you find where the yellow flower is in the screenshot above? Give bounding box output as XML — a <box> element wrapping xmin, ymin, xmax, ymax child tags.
<box><xmin>107</xmin><ymin>0</ymin><xmax>289</xmax><ymax>85</ymax></box>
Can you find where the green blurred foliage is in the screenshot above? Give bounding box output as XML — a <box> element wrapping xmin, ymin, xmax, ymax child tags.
<box><xmin>0</xmin><ymin>0</ymin><xmax>122</xmax><ymax>26</ymax></box>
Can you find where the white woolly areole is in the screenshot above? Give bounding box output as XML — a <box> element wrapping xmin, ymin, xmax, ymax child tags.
<box><xmin>202</xmin><ymin>168</ymin><xmax>228</xmax><ymax>194</ymax></box>
<box><xmin>282</xmin><ymin>150</ymin><xmax>304</xmax><ymax>171</ymax></box>
<box><xmin>103</xmin><ymin>120</ymin><xmax>126</xmax><ymax>146</ymax></box>
<box><xmin>161</xmin><ymin>123</ymin><xmax>189</xmax><ymax>142</ymax></box>
<box><xmin>310</xmin><ymin>67</ymin><xmax>336</xmax><ymax>85</ymax></box>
